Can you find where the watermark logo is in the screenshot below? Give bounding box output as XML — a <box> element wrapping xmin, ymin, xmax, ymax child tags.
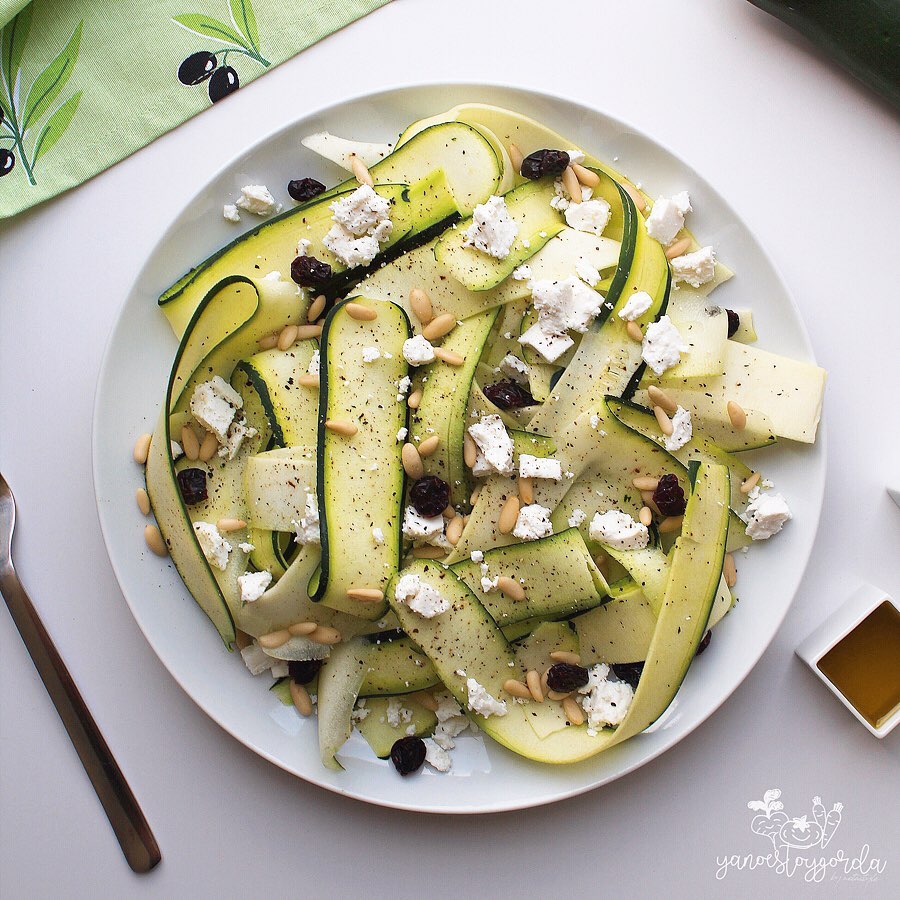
<box><xmin>715</xmin><ymin>789</ymin><xmax>888</xmax><ymax>883</ymax></box>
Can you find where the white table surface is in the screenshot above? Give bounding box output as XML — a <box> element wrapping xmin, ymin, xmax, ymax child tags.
<box><xmin>1</xmin><ymin>0</ymin><xmax>898</xmax><ymax>896</ymax></box>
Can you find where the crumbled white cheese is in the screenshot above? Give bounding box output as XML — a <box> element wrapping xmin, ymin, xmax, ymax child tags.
<box><xmin>664</xmin><ymin>406</ymin><xmax>693</xmax><ymax>452</ymax></box>
<box><xmin>588</xmin><ymin>510</ymin><xmax>649</xmax><ymax>550</ymax></box>
<box><xmin>402</xmin><ymin>507</ymin><xmax>445</xmax><ymax>541</ymax></box>
<box><xmin>744</xmin><ymin>489</ymin><xmax>792</xmax><ymax>540</ymax></box>
<box><xmin>236</xmin><ymin>185</ymin><xmax>276</xmax><ymax>216</ymax></box>
<box><xmin>513</xmin><ymin>503</ymin><xmax>553</xmax><ymax>541</ymax></box>
<box><xmin>466</xmin><ymin>678</ymin><xmax>508</xmax><ymax>718</ymax></box>
<box><xmin>362</xmin><ymin>346</ymin><xmax>381</xmax><ymax>363</ymax></box>
<box><xmin>467</xmin><ymin>415</ymin><xmax>515</xmax><ymax>476</ymax></box>
<box><xmin>499</xmin><ymin>353</ymin><xmax>529</xmax><ymax>384</ymax></box>
<box><xmin>518</xmin><ymin>323</ymin><xmax>574</xmax><ymax>363</ymax></box>
<box><xmin>564</xmin><ymin>198</ymin><xmax>611</xmax><ymax>235</ymax></box>
<box><xmin>240</xmin><ymin>642</ymin><xmax>277</xmax><ymax>676</ymax></box>
<box><xmin>395</xmin><ymin>375</ymin><xmax>411</xmax><ymax>401</ymax></box>
<box><xmin>292</xmin><ymin>495</ymin><xmax>320</xmax><ymax>545</ymax></box>
<box><xmin>395</xmin><ymin>573</ymin><xmax>450</xmax><ymax>618</ymax></box>
<box><xmin>403</xmin><ymin>334</ymin><xmax>436</xmax><ymax>366</ymax></box>
<box><xmin>223</xmin><ymin>203</ymin><xmax>241</xmax><ymax>223</ymax></box>
<box><xmin>307</xmin><ymin>350</ymin><xmax>320</xmax><ymax>377</ymax></box>
<box><xmin>512</xmin><ymin>264</ymin><xmax>533</xmax><ymax>281</ymax></box>
<box><xmin>190</xmin><ymin>375</ymin><xmax>242</xmax><ymax>443</ymax></box>
<box><xmin>566</xmin><ymin>149</ymin><xmax>586</xmax><ymax>165</ymax></box>
<box><xmin>519</xmin><ymin>454</ymin><xmax>563</xmax><ymax>481</ymax></box>
<box><xmin>386</xmin><ymin>697</ymin><xmax>413</xmax><ymax>728</ymax></box>
<box><xmin>372</xmin><ymin>527</ymin><xmax>385</xmax><ymax>544</ymax></box>
<box><xmin>396</xmin><ymin>426</ymin><xmax>408</xmax><ymax>443</ymax></box>
<box><xmin>470</xmin><ymin>550</ymin><xmax>484</xmax><ymax>563</ymax></box>
<box><xmin>617</xmin><ymin>291</ymin><xmax>654</xmax><ymax>322</ymax></box>
<box><xmin>170</xmin><ymin>440</ymin><xmax>183</xmax><ymax>460</ymax></box>
<box><xmin>193</xmin><ymin>521</ymin><xmax>232</xmax><ymax>570</ymax></box>
<box><xmin>238</xmin><ymin>570</ymin><xmax>272</xmax><ymax>603</ymax></box>
<box><xmin>423</xmin><ymin>739</ymin><xmax>452</xmax><ymax>772</ymax></box>
<box><xmin>330</xmin><ymin>184</ymin><xmax>393</xmax><ymax>237</ymax></box>
<box><xmin>533</xmin><ymin>276</ymin><xmax>604</xmax><ymax>334</ymax></box>
<box><xmin>550</xmin><ymin>177</ymin><xmax>592</xmax><ymax>211</ymax></box>
<box><xmin>261</xmin><ymin>270</ymin><xmax>282</xmax><ymax>282</ymax></box>
<box><xmin>568</xmin><ymin>508</ymin><xmax>587</xmax><ymax>528</ymax></box>
<box><xmin>351</xmin><ymin>704</ymin><xmax>369</xmax><ymax>725</ymax></box>
<box><xmin>578</xmin><ymin>663</ymin><xmax>634</xmax><ymax>728</ymax></box>
<box><xmin>641</xmin><ymin>315</ymin><xmax>687</xmax><ymax>375</ymax></box>
<box><xmin>645</xmin><ymin>192</ymin><xmax>691</xmax><ymax>246</ymax></box>
<box><xmin>218</xmin><ymin>415</ymin><xmax>257</xmax><ymax>460</ymax></box>
<box><xmin>322</xmin><ymin>229</ymin><xmax>379</xmax><ymax>268</ymax></box>
<box><xmin>432</xmin><ymin>693</ymin><xmax>470</xmax><ymax>749</ymax></box>
<box><xmin>575</xmin><ymin>258</ymin><xmax>601</xmax><ymax>287</ymax></box>
<box><xmin>296</xmin><ymin>237</ymin><xmax>311</xmax><ymax>257</ymax></box>
<box><xmin>238</xmin><ymin>541</ymin><xmax>255</xmax><ymax>553</ymax></box>
<box><xmin>670</xmin><ymin>246</ymin><xmax>716</xmax><ymax>287</ymax></box>
<box><xmin>464</xmin><ymin>195</ymin><xmax>518</xmax><ymax>259</ymax></box>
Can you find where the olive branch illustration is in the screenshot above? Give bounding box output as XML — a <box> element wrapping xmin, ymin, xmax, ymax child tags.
<box><xmin>0</xmin><ymin>7</ymin><xmax>83</xmax><ymax>186</ymax></box>
<box><xmin>173</xmin><ymin>0</ymin><xmax>270</xmax><ymax>104</ymax></box>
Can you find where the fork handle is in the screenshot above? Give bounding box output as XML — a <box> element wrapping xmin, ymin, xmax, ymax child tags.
<box><xmin>0</xmin><ymin>565</ymin><xmax>161</xmax><ymax>873</ymax></box>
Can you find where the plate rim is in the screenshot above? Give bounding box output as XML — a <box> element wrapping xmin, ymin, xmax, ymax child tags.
<box><xmin>92</xmin><ymin>81</ymin><xmax>826</xmax><ymax>814</ymax></box>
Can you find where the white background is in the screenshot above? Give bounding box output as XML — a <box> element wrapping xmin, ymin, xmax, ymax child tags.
<box><xmin>1</xmin><ymin>0</ymin><xmax>898</xmax><ymax>896</ymax></box>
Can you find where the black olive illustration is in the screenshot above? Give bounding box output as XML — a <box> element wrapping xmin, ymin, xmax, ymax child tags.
<box><xmin>177</xmin><ymin>51</ymin><xmax>217</xmax><ymax>85</ymax></box>
<box><xmin>208</xmin><ymin>66</ymin><xmax>239</xmax><ymax>103</ymax></box>
<box><xmin>0</xmin><ymin>149</ymin><xmax>15</xmax><ymax>177</ymax></box>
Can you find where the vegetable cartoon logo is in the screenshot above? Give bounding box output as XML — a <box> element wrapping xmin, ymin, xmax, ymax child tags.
<box><xmin>748</xmin><ymin>789</ymin><xmax>843</xmax><ymax>853</ymax></box>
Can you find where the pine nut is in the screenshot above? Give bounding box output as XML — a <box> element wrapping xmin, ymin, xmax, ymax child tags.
<box><xmin>562</xmin><ymin>165</ymin><xmax>581</xmax><ymax>204</ymax></box>
<box><xmin>217</xmin><ymin>517</ymin><xmax>246</xmax><ymax>532</ymax></box>
<box><xmin>290</xmin><ymin>681</ymin><xmax>313</xmax><ymax>716</ymax></box>
<box><xmin>410</xmin><ymin>288</ymin><xmax>434</xmax><ymax>325</ymax></box>
<box><xmin>727</xmin><ymin>400</ymin><xmax>747</xmax><ymax>430</ymax></box>
<box><xmin>626</xmin><ymin>320</ymin><xmax>644</xmax><ymax>343</ymax></box>
<box><xmin>422</xmin><ymin>313</ymin><xmax>456</xmax><ymax>341</ymax></box>
<box><xmin>181</xmin><ymin>424</ymin><xmax>200</xmax><ymax>461</ymax></box>
<box><xmin>518</xmin><ymin>476</ymin><xmax>533</xmax><ymax>505</ymax></box>
<box><xmin>658</xmin><ymin>515</ymin><xmax>684</xmax><ymax>533</ymax></box>
<box><xmin>647</xmin><ymin>385</ymin><xmax>678</xmax><ymax>415</ymax></box>
<box><xmin>497</xmin><ymin>575</ymin><xmax>525</xmax><ymax>601</ymax></box>
<box><xmin>470</xmin><ymin>486</ymin><xmax>481</xmax><ymax>506</ymax></box>
<box><xmin>642</xmin><ymin>492</ymin><xmax>662</xmax><ymax>515</ymax></box>
<box><xmin>563</xmin><ymin>696</ymin><xmax>585</xmax><ymax>725</ymax></box>
<box><xmin>234</xmin><ymin>629</ymin><xmax>252</xmax><ymax>650</ymax></box>
<box><xmin>308</xmin><ymin>625</ymin><xmax>341</xmax><ymax>645</ymax></box>
<box><xmin>741</xmin><ymin>472</ymin><xmax>761</xmax><ymax>494</ymax></box>
<box><xmin>622</xmin><ymin>181</ymin><xmax>647</xmax><ymax>212</ymax></box>
<box><xmin>639</xmin><ymin>506</ymin><xmax>653</xmax><ymax>527</ymax></box>
<box><xmin>541</xmin><ymin>669</ymin><xmax>550</xmax><ymax>695</ymax></box>
<box><xmin>463</xmin><ymin>433</ymin><xmax>477</xmax><ymax>468</ymax></box>
<box><xmin>526</xmin><ymin>669</ymin><xmax>544</xmax><ymax>702</ymax></box>
<box><xmin>133</xmin><ymin>433</ymin><xmax>152</xmax><ymax>465</ymax></box>
<box><xmin>654</xmin><ymin>405</ymin><xmax>674</xmax><ymax>436</ymax></box>
<box><xmin>278</xmin><ymin>323</ymin><xmax>299</xmax><ymax>351</ymax></box>
<box><xmin>547</xmin><ymin>689</ymin><xmax>573</xmax><ymax>701</ymax></box>
<box><xmin>550</xmin><ymin>650</ymin><xmax>582</xmax><ymax>665</ymax></box>
<box><xmin>446</xmin><ymin>515</ymin><xmax>464</xmax><ymax>546</ymax></box>
<box><xmin>443</xmin><ymin>505</ymin><xmax>455</xmax><ymax>519</ymax></box>
<box><xmin>462</xmin><ymin>514</ymin><xmax>470</xmax><ymax>526</ymax></box>
<box><xmin>572</xmin><ymin>163</ymin><xmax>600</xmax><ymax>188</ymax></box>
<box><xmin>346</xmin><ymin>302</ymin><xmax>377</xmax><ymax>321</ymax></box>
<box><xmin>198</xmin><ymin>430</ymin><xmax>219</xmax><ymax>461</ymax></box>
<box><xmin>632</xmin><ymin>476</ymin><xmax>660</xmax><ymax>491</ymax></box>
<box><xmin>350</xmin><ymin>155</ymin><xmax>373</xmax><ymax>187</ymax></box>
<box><xmin>433</xmin><ymin>347</ymin><xmax>464</xmax><ymax>366</ymax></box>
<box><xmin>288</xmin><ymin>621</ymin><xmax>318</xmax><ymax>636</ymax></box>
<box><xmin>498</xmin><ymin>496</ymin><xmax>520</xmax><ymax>534</ymax></box>
<box><xmin>503</xmin><ymin>678</ymin><xmax>532</xmax><ymax>699</ymax></box>
<box><xmin>346</xmin><ymin>588</ymin><xmax>384</xmax><ymax>602</ymax></box>
<box><xmin>401</xmin><ymin>442</ymin><xmax>424</xmax><ymax>479</ymax></box>
<box><xmin>508</xmin><ymin>143</ymin><xmax>524</xmax><ymax>173</ymax></box>
<box><xmin>144</xmin><ymin>524</ymin><xmax>167</xmax><ymax>556</ymax></box>
<box><xmin>307</xmin><ymin>294</ymin><xmax>326</xmax><ymax>322</ymax></box>
<box><xmin>296</xmin><ymin>324</ymin><xmax>323</xmax><ymax>340</ymax></box>
<box><xmin>258</xmin><ymin>629</ymin><xmax>290</xmax><ymax>649</ymax></box>
<box><xmin>418</xmin><ymin>435</ymin><xmax>440</xmax><ymax>457</ymax></box>
<box><xmin>412</xmin><ymin>545</ymin><xmax>446</xmax><ymax>559</ymax></box>
<box><xmin>665</xmin><ymin>236</ymin><xmax>692</xmax><ymax>260</ymax></box>
<box><xmin>407</xmin><ymin>388</ymin><xmax>423</xmax><ymax>410</ymax></box>
<box><xmin>325</xmin><ymin>419</ymin><xmax>358</xmax><ymax>437</ymax></box>
<box><xmin>258</xmin><ymin>333</ymin><xmax>279</xmax><ymax>350</ymax></box>
<box><xmin>410</xmin><ymin>691</ymin><xmax>439</xmax><ymax>711</ymax></box>
<box><xmin>724</xmin><ymin>552</ymin><xmax>737</xmax><ymax>588</ymax></box>
<box><xmin>135</xmin><ymin>488</ymin><xmax>151</xmax><ymax>516</ymax></box>
<box><xmin>298</xmin><ymin>374</ymin><xmax>319</xmax><ymax>388</ymax></box>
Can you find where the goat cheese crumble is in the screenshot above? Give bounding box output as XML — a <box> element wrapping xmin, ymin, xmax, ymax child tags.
<box><xmin>193</xmin><ymin>521</ymin><xmax>232</xmax><ymax>570</ymax></box>
<box><xmin>466</xmin><ymin>678</ymin><xmax>508</xmax><ymax>718</ymax></box>
<box><xmin>394</xmin><ymin>572</ymin><xmax>450</xmax><ymax>618</ymax></box>
<box><xmin>402</xmin><ymin>506</ymin><xmax>445</xmax><ymax>541</ymax></box>
<box><xmin>588</xmin><ymin>510</ymin><xmax>649</xmax><ymax>550</ymax></box>
<box><xmin>670</xmin><ymin>245</ymin><xmax>716</xmax><ymax>287</ymax></box>
<box><xmin>512</xmin><ymin>264</ymin><xmax>533</xmax><ymax>281</ymax></box>
<box><xmin>744</xmin><ymin>488</ymin><xmax>792</xmax><ymax>540</ymax></box>
<box><xmin>645</xmin><ymin>192</ymin><xmax>691</xmax><ymax>246</ymax></box>
<box><xmin>664</xmin><ymin>406</ymin><xmax>693</xmax><ymax>452</ymax></box>
<box><xmin>238</xmin><ymin>570</ymin><xmax>272</xmax><ymax>604</ymax></box>
<box><xmin>641</xmin><ymin>315</ymin><xmax>687</xmax><ymax>375</ymax></box>
<box><xmin>578</xmin><ymin>663</ymin><xmax>634</xmax><ymax>728</ymax></box>
<box><xmin>223</xmin><ymin>203</ymin><xmax>240</xmax><ymax>223</ymax></box>
<box><xmin>467</xmin><ymin>415</ymin><xmax>515</xmax><ymax>476</ymax></box>
<box><xmin>519</xmin><ymin>454</ymin><xmax>563</xmax><ymax>481</ymax></box>
<box><xmin>322</xmin><ymin>184</ymin><xmax>393</xmax><ymax>267</ymax></box>
<box><xmin>519</xmin><ymin>276</ymin><xmax>603</xmax><ymax>363</ymax></box>
<box><xmin>236</xmin><ymin>184</ymin><xmax>277</xmax><ymax>216</ymax></box>
<box><xmin>575</xmin><ymin>258</ymin><xmax>601</xmax><ymax>287</ymax></box>
<box><xmin>513</xmin><ymin>503</ymin><xmax>553</xmax><ymax>541</ymax></box>
<box><xmin>292</xmin><ymin>495</ymin><xmax>320</xmax><ymax>545</ymax></box>
<box><xmin>499</xmin><ymin>353</ymin><xmax>529</xmax><ymax>384</ymax></box>
<box><xmin>372</xmin><ymin>527</ymin><xmax>384</xmax><ymax>544</ymax></box>
<box><xmin>617</xmin><ymin>291</ymin><xmax>654</xmax><ymax>322</ymax></box>
<box><xmin>568</xmin><ymin>508</ymin><xmax>587</xmax><ymax>528</ymax></box>
<box><xmin>362</xmin><ymin>346</ymin><xmax>381</xmax><ymax>363</ymax></box>
<box><xmin>423</xmin><ymin>739</ymin><xmax>452</xmax><ymax>772</ymax></box>
<box><xmin>464</xmin><ymin>195</ymin><xmax>518</xmax><ymax>259</ymax></box>
<box><xmin>307</xmin><ymin>350</ymin><xmax>320</xmax><ymax>377</ymax></box>
<box><xmin>403</xmin><ymin>334</ymin><xmax>436</xmax><ymax>366</ymax></box>
<box><xmin>564</xmin><ymin>198</ymin><xmax>611</xmax><ymax>235</ymax></box>
<box><xmin>190</xmin><ymin>375</ymin><xmax>242</xmax><ymax>444</ymax></box>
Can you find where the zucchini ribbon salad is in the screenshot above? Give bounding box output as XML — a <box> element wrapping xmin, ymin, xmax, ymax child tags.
<box><xmin>138</xmin><ymin>104</ymin><xmax>825</xmax><ymax>775</ymax></box>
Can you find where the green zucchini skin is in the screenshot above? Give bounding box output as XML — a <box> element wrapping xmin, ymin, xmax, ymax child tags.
<box><xmin>748</xmin><ymin>0</ymin><xmax>900</xmax><ymax>108</ymax></box>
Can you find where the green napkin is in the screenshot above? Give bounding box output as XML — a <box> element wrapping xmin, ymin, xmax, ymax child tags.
<box><xmin>0</xmin><ymin>0</ymin><xmax>393</xmax><ymax>219</ymax></box>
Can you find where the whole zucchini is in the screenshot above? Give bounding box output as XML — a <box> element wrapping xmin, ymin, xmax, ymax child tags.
<box><xmin>747</xmin><ymin>0</ymin><xmax>900</xmax><ymax>109</ymax></box>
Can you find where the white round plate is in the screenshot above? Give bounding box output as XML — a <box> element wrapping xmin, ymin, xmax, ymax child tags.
<box><xmin>93</xmin><ymin>83</ymin><xmax>825</xmax><ymax>813</ymax></box>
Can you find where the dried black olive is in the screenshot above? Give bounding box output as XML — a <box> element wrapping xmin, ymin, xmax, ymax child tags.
<box><xmin>696</xmin><ymin>631</ymin><xmax>712</xmax><ymax>655</ymax></box>
<box><xmin>483</xmin><ymin>380</ymin><xmax>536</xmax><ymax>410</ymax></box>
<box><xmin>653</xmin><ymin>473</ymin><xmax>687</xmax><ymax>518</ymax></box>
<box><xmin>176</xmin><ymin>467</ymin><xmax>208</xmax><ymax>505</ymax></box>
<box><xmin>390</xmin><ymin>736</ymin><xmax>426</xmax><ymax>775</ymax></box>
<box><xmin>409</xmin><ymin>475</ymin><xmax>451</xmax><ymax>518</ymax></box>
<box><xmin>288</xmin><ymin>177</ymin><xmax>326</xmax><ymax>203</ymax></box>
<box><xmin>208</xmin><ymin>66</ymin><xmax>239</xmax><ymax>103</ymax></box>
<box><xmin>177</xmin><ymin>51</ymin><xmax>217</xmax><ymax>85</ymax></box>
<box><xmin>290</xmin><ymin>254</ymin><xmax>332</xmax><ymax>286</ymax></box>
<box><xmin>725</xmin><ymin>309</ymin><xmax>740</xmax><ymax>338</ymax></box>
<box><xmin>520</xmin><ymin>149</ymin><xmax>570</xmax><ymax>180</ymax></box>
<box><xmin>288</xmin><ymin>659</ymin><xmax>323</xmax><ymax>684</ymax></box>
<box><xmin>611</xmin><ymin>662</ymin><xmax>644</xmax><ymax>689</ymax></box>
<box><xmin>547</xmin><ymin>663</ymin><xmax>590</xmax><ymax>692</ymax></box>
